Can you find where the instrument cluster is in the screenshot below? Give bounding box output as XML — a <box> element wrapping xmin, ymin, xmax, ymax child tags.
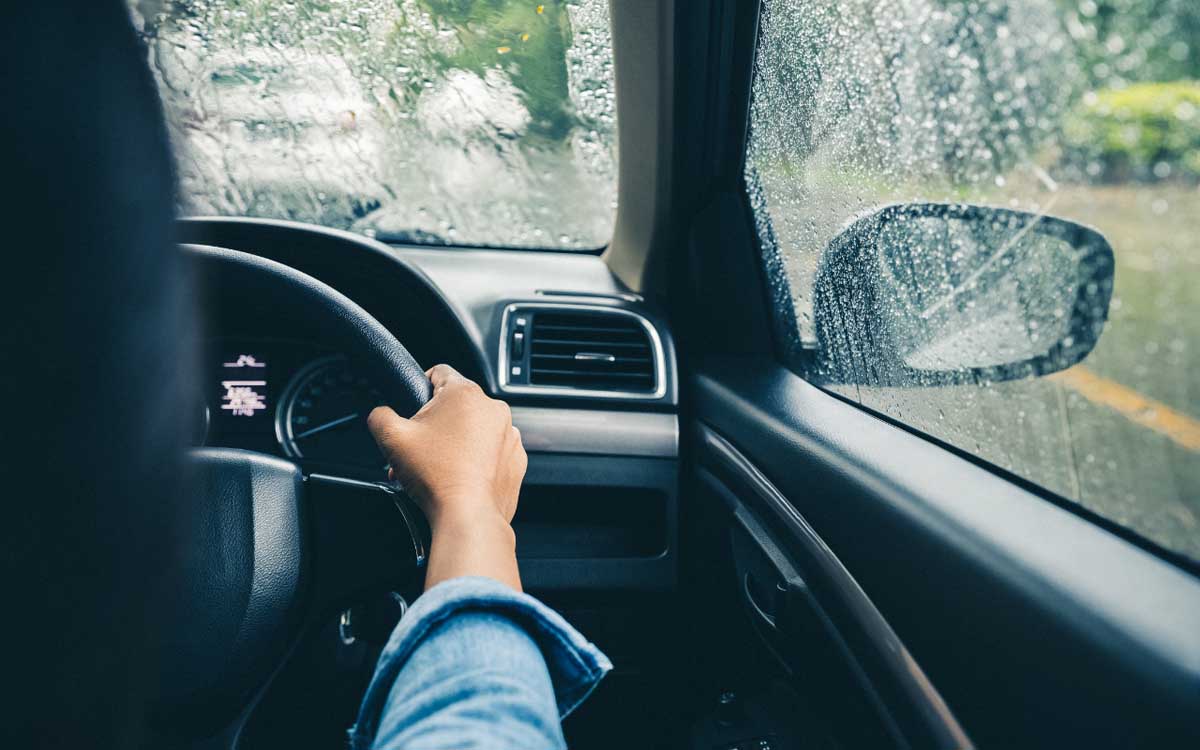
<box><xmin>203</xmin><ymin>338</ymin><xmax>388</xmax><ymax>478</ymax></box>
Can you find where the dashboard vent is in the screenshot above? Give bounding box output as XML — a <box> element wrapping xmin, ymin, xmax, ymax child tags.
<box><xmin>502</xmin><ymin>307</ymin><xmax>660</xmax><ymax>396</ymax></box>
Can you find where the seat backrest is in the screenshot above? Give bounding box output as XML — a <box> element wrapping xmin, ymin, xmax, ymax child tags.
<box><xmin>0</xmin><ymin>2</ymin><xmax>194</xmax><ymax>745</ymax></box>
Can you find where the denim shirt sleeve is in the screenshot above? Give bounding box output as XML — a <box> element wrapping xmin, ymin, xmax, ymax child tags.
<box><xmin>348</xmin><ymin>576</ymin><xmax>612</xmax><ymax>750</ymax></box>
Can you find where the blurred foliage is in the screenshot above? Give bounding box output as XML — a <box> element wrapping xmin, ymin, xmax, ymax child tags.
<box><xmin>137</xmin><ymin>0</ymin><xmax>585</xmax><ymax>145</ymax></box>
<box><xmin>750</xmin><ymin>0</ymin><xmax>1075</xmax><ymax>188</ymax></box>
<box><xmin>409</xmin><ymin>1</ymin><xmax>575</xmax><ymax>141</ymax></box>
<box><xmin>749</xmin><ymin>0</ymin><xmax>1200</xmax><ymax>189</ymax></box>
<box><xmin>1063</xmin><ymin>81</ymin><xmax>1200</xmax><ymax>181</ymax></box>
<box><xmin>1053</xmin><ymin>0</ymin><xmax>1200</xmax><ymax>87</ymax></box>
<box><xmin>1048</xmin><ymin>0</ymin><xmax>1200</xmax><ymax>182</ymax></box>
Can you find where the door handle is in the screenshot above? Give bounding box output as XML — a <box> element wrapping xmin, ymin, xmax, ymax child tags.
<box><xmin>743</xmin><ymin>572</ymin><xmax>783</xmax><ymax>630</ymax></box>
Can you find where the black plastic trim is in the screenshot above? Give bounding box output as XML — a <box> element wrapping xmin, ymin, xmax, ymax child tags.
<box><xmin>518</xmin><ymin>453</ymin><xmax>678</xmax><ymax>592</ymax></box>
<box><xmin>693</xmin><ymin>357</ymin><xmax>1200</xmax><ymax>748</ymax></box>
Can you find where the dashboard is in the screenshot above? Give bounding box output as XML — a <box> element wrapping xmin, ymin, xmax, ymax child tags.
<box><xmin>181</xmin><ymin>216</ymin><xmax>680</xmax><ymax>592</ymax></box>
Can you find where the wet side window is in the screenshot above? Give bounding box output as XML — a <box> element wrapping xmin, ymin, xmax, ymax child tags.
<box><xmin>746</xmin><ymin>0</ymin><xmax>1199</xmax><ymax>561</ymax></box>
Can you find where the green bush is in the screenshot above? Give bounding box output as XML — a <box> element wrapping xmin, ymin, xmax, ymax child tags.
<box><xmin>1062</xmin><ymin>81</ymin><xmax>1200</xmax><ymax>182</ymax></box>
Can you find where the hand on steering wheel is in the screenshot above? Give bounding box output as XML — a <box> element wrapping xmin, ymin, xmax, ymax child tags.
<box><xmin>369</xmin><ymin>363</ymin><xmax>527</xmax><ymax>593</ymax></box>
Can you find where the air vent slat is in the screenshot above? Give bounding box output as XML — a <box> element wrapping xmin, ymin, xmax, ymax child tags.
<box><xmin>530</xmin><ymin>368</ymin><xmax>652</xmax><ymax>379</ymax></box>
<box><xmin>528</xmin><ymin>337</ymin><xmax>648</xmax><ymax>349</ymax></box>
<box><xmin>531</xmin><ymin>353</ymin><xmax>652</xmax><ymax>364</ymax></box>
<box><xmin>531</xmin><ymin>361</ymin><xmax>650</xmax><ymax>374</ymax></box>
<box><xmin>535</xmin><ymin>324</ymin><xmax>638</xmax><ymax>335</ymax></box>
<box><xmin>508</xmin><ymin>308</ymin><xmax>659</xmax><ymax>395</ymax></box>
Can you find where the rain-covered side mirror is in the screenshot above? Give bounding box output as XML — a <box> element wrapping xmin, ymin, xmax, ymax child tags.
<box><xmin>812</xmin><ymin>202</ymin><xmax>1115</xmax><ymax>387</ymax></box>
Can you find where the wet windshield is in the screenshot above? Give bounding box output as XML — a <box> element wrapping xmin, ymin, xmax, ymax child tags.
<box><xmin>130</xmin><ymin>0</ymin><xmax>617</xmax><ymax>250</ymax></box>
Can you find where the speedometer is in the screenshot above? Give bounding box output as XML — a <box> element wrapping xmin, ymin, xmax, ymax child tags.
<box><xmin>276</xmin><ymin>357</ymin><xmax>386</xmax><ymax>472</ymax></box>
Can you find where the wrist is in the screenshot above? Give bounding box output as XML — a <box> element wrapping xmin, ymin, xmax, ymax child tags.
<box><xmin>428</xmin><ymin>500</ymin><xmax>514</xmax><ymax>542</ymax></box>
<box><xmin>423</xmin><ymin>499</ymin><xmax>521</xmax><ymax>593</ymax></box>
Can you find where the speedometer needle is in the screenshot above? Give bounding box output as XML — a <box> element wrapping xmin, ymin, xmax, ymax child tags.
<box><xmin>295</xmin><ymin>412</ymin><xmax>360</xmax><ymax>440</ymax></box>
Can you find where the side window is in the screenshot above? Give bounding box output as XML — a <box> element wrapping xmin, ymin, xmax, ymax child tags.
<box><xmin>745</xmin><ymin>0</ymin><xmax>1199</xmax><ymax>563</ymax></box>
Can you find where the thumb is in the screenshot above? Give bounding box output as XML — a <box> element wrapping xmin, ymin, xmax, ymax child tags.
<box><xmin>367</xmin><ymin>405</ymin><xmax>415</xmax><ymax>460</ymax></box>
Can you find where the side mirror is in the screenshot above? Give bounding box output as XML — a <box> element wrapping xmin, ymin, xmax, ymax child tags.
<box><xmin>812</xmin><ymin>202</ymin><xmax>1115</xmax><ymax>387</ymax></box>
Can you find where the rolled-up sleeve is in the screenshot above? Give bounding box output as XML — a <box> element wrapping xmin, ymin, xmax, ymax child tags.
<box><xmin>348</xmin><ymin>577</ymin><xmax>612</xmax><ymax>750</ymax></box>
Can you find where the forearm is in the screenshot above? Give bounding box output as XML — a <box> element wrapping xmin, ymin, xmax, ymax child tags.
<box><xmin>349</xmin><ymin>577</ymin><xmax>612</xmax><ymax>750</ymax></box>
<box><xmin>424</xmin><ymin>507</ymin><xmax>522</xmax><ymax>592</ymax></box>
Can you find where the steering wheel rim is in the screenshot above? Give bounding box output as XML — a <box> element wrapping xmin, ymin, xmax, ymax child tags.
<box><xmin>186</xmin><ymin>243</ymin><xmax>433</xmax><ymax>417</ymax></box>
<box><xmin>154</xmin><ymin>244</ymin><xmax>433</xmax><ymax>745</ymax></box>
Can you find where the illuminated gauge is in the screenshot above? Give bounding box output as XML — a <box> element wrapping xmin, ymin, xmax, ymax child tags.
<box><xmin>276</xmin><ymin>357</ymin><xmax>386</xmax><ymax>471</ymax></box>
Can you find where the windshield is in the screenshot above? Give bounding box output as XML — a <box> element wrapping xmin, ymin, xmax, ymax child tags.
<box><xmin>130</xmin><ymin>0</ymin><xmax>617</xmax><ymax>250</ymax></box>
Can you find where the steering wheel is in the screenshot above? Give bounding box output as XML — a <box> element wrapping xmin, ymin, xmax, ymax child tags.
<box><xmin>158</xmin><ymin>244</ymin><xmax>434</xmax><ymax>746</ymax></box>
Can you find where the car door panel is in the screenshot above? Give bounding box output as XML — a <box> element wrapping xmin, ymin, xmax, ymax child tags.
<box><xmin>698</xmin><ymin>437</ymin><xmax>970</xmax><ymax>750</ymax></box>
<box><xmin>690</xmin><ymin>356</ymin><xmax>1200</xmax><ymax>748</ymax></box>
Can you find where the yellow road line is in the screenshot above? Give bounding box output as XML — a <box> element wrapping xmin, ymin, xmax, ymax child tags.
<box><xmin>1050</xmin><ymin>366</ymin><xmax>1200</xmax><ymax>453</ymax></box>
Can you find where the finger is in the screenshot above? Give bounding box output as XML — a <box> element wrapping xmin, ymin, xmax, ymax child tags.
<box><xmin>366</xmin><ymin>405</ymin><xmax>400</xmax><ymax>433</ymax></box>
<box><xmin>426</xmin><ymin>363</ymin><xmax>465</xmax><ymax>390</ymax></box>
<box><xmin>366</xmin><ymin>405</ymin><xmax>413</xmax><ymax>455</ymax></box>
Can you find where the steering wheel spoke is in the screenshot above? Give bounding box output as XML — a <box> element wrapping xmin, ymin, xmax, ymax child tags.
<box><xmin>306</xmin><ymin>473</ymin><xmax>429</xmax><ymax>614</ymax></box>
